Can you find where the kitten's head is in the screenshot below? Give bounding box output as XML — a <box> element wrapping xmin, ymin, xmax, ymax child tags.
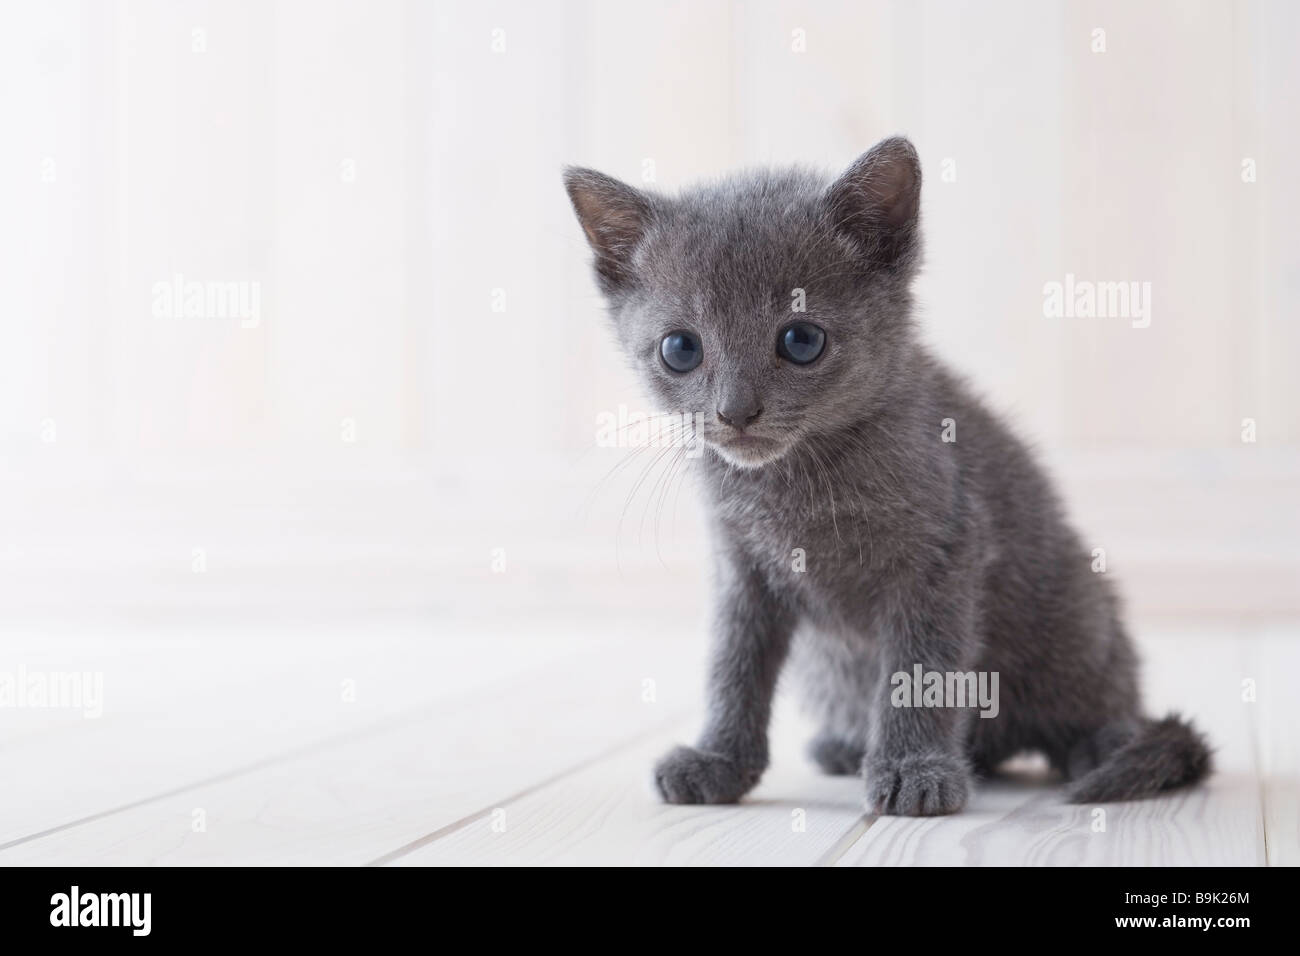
<box><xmin>565</xmin><ymin>137</ymin><xmax>922</xmax><ymax>469</ymax></box>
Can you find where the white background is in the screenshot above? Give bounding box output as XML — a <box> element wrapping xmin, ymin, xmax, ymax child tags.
<box><xmin>2</xmin><ymin>0</ymin><xmax>1297</xmax><ymax>629</ymax></box>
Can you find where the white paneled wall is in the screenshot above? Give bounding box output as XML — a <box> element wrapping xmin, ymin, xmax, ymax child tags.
<box><xmin>0</xmin><ymin>0</ymin><xmax>1295</xmax><ymax>617</ymax></box>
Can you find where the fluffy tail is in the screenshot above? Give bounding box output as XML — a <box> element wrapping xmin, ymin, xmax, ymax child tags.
<box><xmin>1066</xmin><ymin>714</ymin><xmax>1212</xmax><ymax>803</ymax></box>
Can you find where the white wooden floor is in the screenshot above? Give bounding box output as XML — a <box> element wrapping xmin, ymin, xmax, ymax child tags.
<box><xmin>0</xmin><ymin>614</ymin><xmax>1294</xmax><ymax>866</ymax></box>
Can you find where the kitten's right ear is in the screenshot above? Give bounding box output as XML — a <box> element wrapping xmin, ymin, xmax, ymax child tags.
<box><xmin>563</xmin><ymin>167</ymin><xmax>654</xmax><ymax>293</ymax></box>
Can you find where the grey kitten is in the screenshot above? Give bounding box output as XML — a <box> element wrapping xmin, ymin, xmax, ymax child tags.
<box><xmin>564</xmin><ymin>137</ymin><xmax>1210</xmax><ymax>815</ymax></box>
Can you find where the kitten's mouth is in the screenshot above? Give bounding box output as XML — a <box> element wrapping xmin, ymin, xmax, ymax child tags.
<box><xmin>707</xmin><ymin>432</ymin><xmax>790</xmax><ymax>468</ymax></box>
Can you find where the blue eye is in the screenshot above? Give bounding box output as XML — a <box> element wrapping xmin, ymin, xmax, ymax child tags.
<box><xmin>660</xmin><ymin>331</ymin><xmax>703</xmax><ymax>372</ymax></box>
<box><xmin>778</xmin><ymin>322</ymin><xmax>826</xmax><ymax>364</ymax></box>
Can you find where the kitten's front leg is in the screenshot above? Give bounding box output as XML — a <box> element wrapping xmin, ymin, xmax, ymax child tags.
<box><xmin>654</xmin><ymin>554</ymin><xmax>793</xmax><ymax>805</ymax></box>
<box><xmin>864</xmin><ymin>577</ymin><xmax>978</xmax><ymax>816</ymax></box>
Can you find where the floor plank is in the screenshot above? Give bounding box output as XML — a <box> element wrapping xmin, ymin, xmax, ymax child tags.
<box><xmin>391</xmin><ymin>704</ymin><xmax>869</xmax><ymax>866</ymax></box>
<box><xmin>837</xmin><ymin>630</ymin><xmax>1266</xmax><ymax>866</ymax></box>
<box><xmin>837</xmin><ymin>770</ymin><xmax>1260</xmax><ymax>866</ymax></box>
<box><xmin>0</xmin><ymin>614</ymin><xmax>618</xmax><ymax>846</ymax></box>
<box><xmin>2</xmin><ymin>619</ymin><xmax>1287</xmax><ymax>866</ymax></box>
<box><xmin>0</xmin><ymin>625</ymin><xmax>699</xmax><ymax>864</ymax></box>
<box><xmin>1249</xmin><ymin>626</ymin><xmax>1300</xmax><ymax>866</ymax></box>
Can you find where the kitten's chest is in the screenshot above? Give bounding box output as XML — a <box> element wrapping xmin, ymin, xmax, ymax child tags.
<box><xmin>723</xmin><ymin>499</ymin><xmax>868</xmax><ymax>577</ymax></box>
<box><xmin>709</xmin><ymin>472</ymin><xmax>897</xmax><ymax>620</ymax></box>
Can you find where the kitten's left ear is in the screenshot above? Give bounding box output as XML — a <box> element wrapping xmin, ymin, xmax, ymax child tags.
<box><xmin>825</xmin><ymin>136</ymin><xmax>922</xmax><ymax>271</ymax></box>
<box><xmin>563</xmin><ymin>167</ymin><xmax>655</xmax><ymax>294</ymax></box>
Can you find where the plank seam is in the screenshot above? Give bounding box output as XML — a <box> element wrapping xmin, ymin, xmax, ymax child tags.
<box><xmin>366</xmin><ymin>711</ymin><xmax>694</xmax><ymax>866</ymax></box>
<box><xmin>814</xmin><ymin>814</ymin><xmax>877</xmax><ymax>867</ymax></box>
<box><xmin>0</xmin><ymin>642</ymin><xmax>606</xmax><ymax>853</ymax></box>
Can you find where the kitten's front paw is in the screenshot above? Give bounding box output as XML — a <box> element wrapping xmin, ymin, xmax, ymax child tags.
<box><xmin>864</xmin><ymin>751</ymin><xmax>970</xmax><ymax>816</ymax></box>
<box><xmin>653</xmin><ymin>745</ymin><xmax>762</xmax><ymax>804</ymax></box>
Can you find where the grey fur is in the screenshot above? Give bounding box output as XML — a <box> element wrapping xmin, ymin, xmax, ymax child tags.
<box><xmin>564</xmin><ymin>137</ymin><xmax>1211</xmax><ymax>815</ymax></box>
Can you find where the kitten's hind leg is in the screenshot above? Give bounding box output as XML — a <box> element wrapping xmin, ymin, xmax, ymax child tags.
<box><xmin>807</xmin><ymin>731</ymin><xmax>865</xmax><ymax>776</ymax></box>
